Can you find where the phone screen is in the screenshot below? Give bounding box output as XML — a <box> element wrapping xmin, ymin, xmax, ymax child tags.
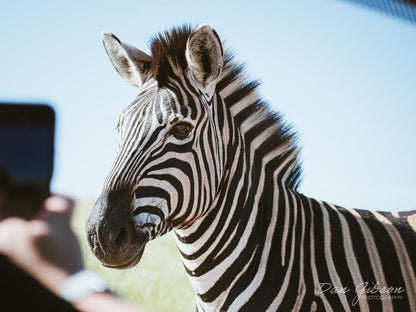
<box><xmin>0</xmin><ymin>104</ymin><xmax>55</xmax><ymax>219</ymax></box>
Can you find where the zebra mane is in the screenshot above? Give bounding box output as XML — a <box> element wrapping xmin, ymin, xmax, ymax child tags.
<box><xmin>149</xmin><ymin>25</ymin><xmax>193</xmax><ymax>86</ymax></box>
<box><xmin>149</xmin><ymin>25</ymin><xmax>302</xmax><ymax>190</ymax></box>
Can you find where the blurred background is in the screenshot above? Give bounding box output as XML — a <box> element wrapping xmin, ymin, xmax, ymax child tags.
<box><xmin>1</xmin><ymin>0</ymin><xmax>415</xmax><ymax>211</ymax></box>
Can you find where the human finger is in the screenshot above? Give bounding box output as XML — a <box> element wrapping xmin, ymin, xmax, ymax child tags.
<box><xmin>35</xmin><ymin>195</ymin><xmax>75</xmax><ymax>226</ymax></box>
<box><xmin>0</xmin><ymin>217</ymin><xmax>27</xmax><ymax>253</ymax></box>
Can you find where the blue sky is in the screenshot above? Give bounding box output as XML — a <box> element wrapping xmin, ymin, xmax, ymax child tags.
<box><xmin>1</xmin><ymin>1</ymin><xmax>415</xmax><ymax>211</ymax></box>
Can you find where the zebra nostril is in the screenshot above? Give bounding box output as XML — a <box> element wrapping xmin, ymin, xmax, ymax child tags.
<box><xmin>114</xmin><ymin>226</ymin><xmax>132</xmax><ymax>248</ymax></box>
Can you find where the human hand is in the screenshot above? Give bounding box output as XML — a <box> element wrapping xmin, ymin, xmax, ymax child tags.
<box><xmin>0</xmin><ymin>195</ymin><xmax>84</xmax><ymax>295</ymax></box>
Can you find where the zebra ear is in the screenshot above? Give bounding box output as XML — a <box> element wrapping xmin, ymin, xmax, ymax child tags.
<box><xmin>186</xmin><ymin>24</ymin><xmax>223</xmax><ymax>98</ymax></box>
<box><xmin>101</xmin><ymin>32</ymin><xmax>152</xmax><ymax>88</ymax></box>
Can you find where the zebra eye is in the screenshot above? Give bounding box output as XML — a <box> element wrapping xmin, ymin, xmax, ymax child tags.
<box><xmin>171</xmin><ymin>122</ymin><xmax>193</xmax><ymax>139</ymax></box>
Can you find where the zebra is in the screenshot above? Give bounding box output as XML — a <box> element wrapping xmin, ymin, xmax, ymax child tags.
<box><xmin>86</xmin><ymin>24</ymin><xmax>416</xmax><ymax>311</ymax></box>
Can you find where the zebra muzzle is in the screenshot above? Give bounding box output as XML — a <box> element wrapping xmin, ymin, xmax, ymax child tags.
<box><xmin>86</xmin><ymin>197</ymin><xmax>151</xmax><ymax>269</ymax></box>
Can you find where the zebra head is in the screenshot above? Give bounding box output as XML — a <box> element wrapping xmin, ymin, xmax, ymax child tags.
<box><xmin>86</xmin><ymin>25</ymin><xmax>227</xmax><ymax>269</ymax></box>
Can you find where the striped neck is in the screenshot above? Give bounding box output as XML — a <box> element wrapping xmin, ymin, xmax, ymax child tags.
<box><xmin>174</xmin><ymin>161</ymin><xmax>305</xmax><ymax>310</ymax></box>
<box><xmin>176</xmin><ymin>190</ymin><xmax>416</xmax><ymax>311</ymax></box>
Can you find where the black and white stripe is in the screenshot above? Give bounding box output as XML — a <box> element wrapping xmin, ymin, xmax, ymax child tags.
<box><xmin>86</xmin><ymin>24</ymin><xmax>416</xmax><ymax>311</ymax></box>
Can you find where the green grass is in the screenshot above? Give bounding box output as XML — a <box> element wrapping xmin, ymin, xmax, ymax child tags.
<box><xmin>71</xmin><ymin>199</ymin><xmax>195</xmax><ymax>312</ymax></box>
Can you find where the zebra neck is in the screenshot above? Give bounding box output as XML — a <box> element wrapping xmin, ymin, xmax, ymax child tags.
<box><xmin>174</xmin><ymin>164</ymin><xmax>309</xmax><ymax>308</ymax></box>
<box><xmin>176</xmin><ymin>176</ymin><xmax>416</xmax><ymax>311</ymax></box>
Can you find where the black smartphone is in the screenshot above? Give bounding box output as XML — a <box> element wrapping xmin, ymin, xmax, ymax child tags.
<box><xmin>0</xmin><ymin>103</ymin><xmax>55</xmax><ymax>220</ymax></box>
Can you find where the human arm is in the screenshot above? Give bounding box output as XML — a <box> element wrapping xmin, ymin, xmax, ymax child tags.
<box><xmin>0</xmin><ymin>195</ymin><xmax>151</xmax><ymax>312</ymax></box>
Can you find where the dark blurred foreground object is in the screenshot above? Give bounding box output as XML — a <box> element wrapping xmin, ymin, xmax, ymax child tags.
<box><xmin>0</xmin><ymin>256</ymin><xmax>79</xmax><ymax>312</ymax></box>
<box><xmin>0</xmin><ymin>103</ymin><xmax>55</xmax><ymax>220</ymax></box>
<box><xmin>343</xmin><ymin>0</ymin><xmax>416</xmax><ymax>24</ymax></box>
